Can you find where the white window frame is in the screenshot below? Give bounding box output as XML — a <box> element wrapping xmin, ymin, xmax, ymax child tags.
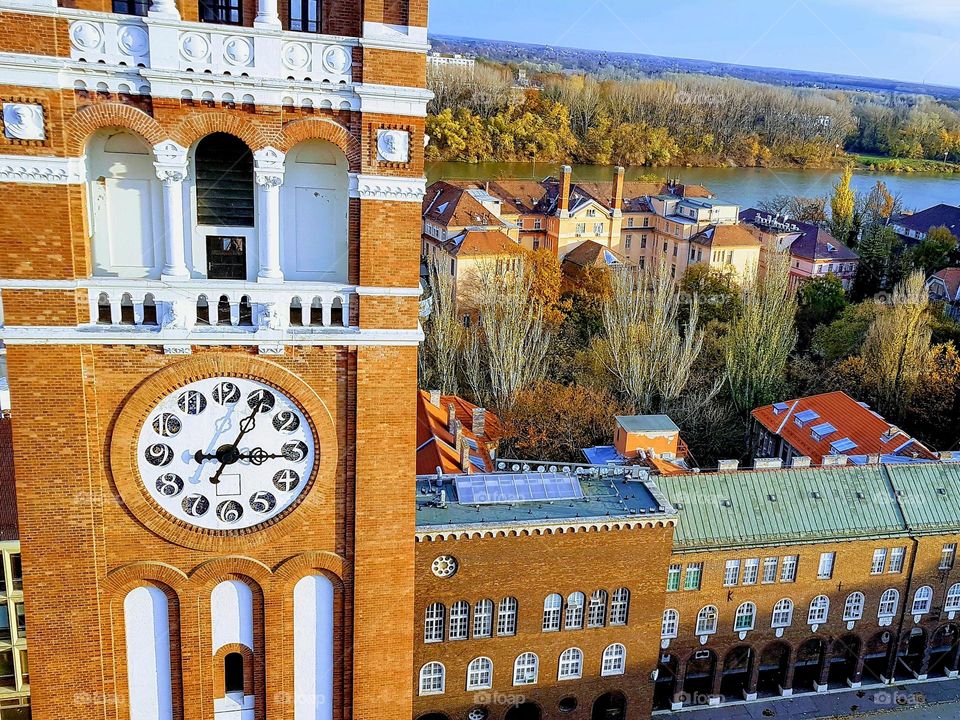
<box><xmin>941</xmin><ymin>544</ymin><xmax>957</xmax><ymax>570</ymax></box>
<box><xmin>466</xmin><ymin>657</ymin><xmax>493</xmax><ymax>691</ymax></box>
<box><xmin>557</xmin><ymin>647</ymin><xmax>583</xmax><ymax>680</ymax></box>
<box><xmin>843</xmin><ymin>592</ymin><xmax>864</xmax><ymax>621</ymax></box>
<box><xmin>684</xmin><ymin>563</ymin><xmax>703</xmax><ymax>590</ymax></box>
<box><xmin>781</xmin><ymin>555</ymin><xmax>798</xmax><ymax>582</ymax></box>
<box><xmin>601</xmin><ymin>643</ymin><xmax>626</xmax><ymax>677</ymax></box>
<box><xmin>696</xmin><ymin>605</ymin><xmax>718</xmax><ymax>636</ymax></box>
<box><xmin>497</xmin><ymin>596</ymin><xmax>518</xmax><ymax>637</ymax></box>
<box><xmin>871</xmin><ymin>549</ymin><xmax>887</xmax><ymax>575</ymax></box>
<box><xmin>587</xmin><ymin>589</ymin><xmax>608</xmax><ymax>628</ymax></box>
<box><xmin>449</xmin><ymin>600</ymin><xmax>469</xmax><ymax>641</ymax></box>
<box><xmin>817</xmin><ymin>552</ymin><xmax>836</xmax><ymax>580</ymax></box>
<box><xmin>889</xmin><ymin>547</ymin><xmax>906</xmax><ymax>574</ymax></box>
<box><xmin>565</xmin><ymin>592</ymin><xmax>585</xmax><ymax>630</ymax></box>
<box><xmin>610</xmin><ymin>587</ymin><xmax>629</xmax><ymax>626</ymax></box>
<box><xmin>762</xmin><ymin>557</ymin><xmax>778</xmax><ymax>584</ymax></box>
<box><xmin>808</xmin><ymin>595</ymin><xmax>829</xmax><ymax>625</ymax></box>
<box><xmin>878</xmin><ymin>589</ymin><xmax>899</xmax><ymax>618</ymax></box>
<box><xmin>723</xmin><ymin>559</ymin><xmax>741</xmax><ymax>587</ymax></box>
<box><xmin>743</xmin><ymin>559</ymin><xmax>760</xmax><ymax>585</ymax></box>
<box><xmin>771</xmin><ymin>598</ymin><xmax>793</xmax><ymax>628</ymax></box>
<box><xmin>947</xmin><ymin>584</ymin><xmax>960</xmax><ymax>612</ymax></box>
<box><xmin>473</xmin><ymin>599</ymin><xmax>493</xmax><ymax>639</ymax></box>
<box><xmin>513</xmin><ymin>652</ymin><xmax>538</xmax><ymax>686</ymax></box>
<box><xmin>542</xmin><ymin>594</ymin><xmax>562</xmax><ymax>632</ymax></box>
<box><xmin>424</xmin><ymin>602</ymin><xmax>445</xmax><ymax>643</ymax></box>
<box><xmin>666</xmin><ymin>563</ymin><xmax>681</xmax><ymax>592</ymax></box>
<box><xmin>661</xmin><ymin>609</ymin><xmax>679</xmax><ymax>639</ymax></box>
<box><xmin>912</xmin><ymin>586</ymin><xmax>933</xmax><ymax>615</ymax></box>
<box><xmin>419</xmin><ymin>662</ymin><xmax>445</xmax><ymax>696</ymax></box>
<box><xmin>734</xmin><ymin>602</ymin><xmax>756</xmax><ymax>632</ymax></box>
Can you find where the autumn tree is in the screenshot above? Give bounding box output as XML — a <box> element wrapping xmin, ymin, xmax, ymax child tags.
<box><xmin>829</xmin><ymin>165</ymin><xmax>856</xmax><ymax>243</ymax></box>
<box><xmin>861</xmin><ymin>270</ymin><xmax>933</xmax><ymax>419</ymax></box>
<box><xmin>420</xmin><ymin>259</ymin><xmax>463</xmax><ymax>394</ymax></box>
<box><xmin>599</xmin><ymin>261</ymin><xmax>704</xmax><ymax>413</ymax></box>
<box><xmin>725</xmin><ymin>250</ymin><xmax>798</xmax><ymax>413</ymax></box>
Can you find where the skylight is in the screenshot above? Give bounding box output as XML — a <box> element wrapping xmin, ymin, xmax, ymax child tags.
<box><xmin>810</xmin><ymin>422</ymin><xmax>836</xmax><ymax>441</ymax></box>
<box><xmin>794</xmin><ymin>409</ymin><xmax>820</xmax><ymax>427</ymax></box>
<box><xmin>454</xmin><ymin>473</ymin><xmax>584</xmax><ymax>505</ymax></box>
<box><xmin>773</xmin><ymin>402</ymin><xmax>789</xmax><ymax>415</ymax></box>
<box><xmin>830</xmin><ymin>438</ymin><xmax>857</xmax><ymax>454</ymax></box>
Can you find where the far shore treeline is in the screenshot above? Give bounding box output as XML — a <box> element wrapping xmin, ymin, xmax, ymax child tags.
<box><xmin>426</xmin><ymin>62</ymin><xmax>960</xmax><ymax>170</ymax></box>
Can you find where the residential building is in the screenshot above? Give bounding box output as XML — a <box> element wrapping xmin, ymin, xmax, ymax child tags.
<box><xmin>422</xmin><ymin>181</ymin><xmax>520</xmax><ymax>246</ymax></box>
<box><xmin>427</xmin><ymin>52</ymin><xmax>476</xmax><ymax>71</ymax></box>
<box><xmin>741</xmin><ymin>209</ymin><xmax>859</xmax><ymax>290</ymax></box>
<box><xmin>414</xmin><ymin>459</ymin><xmax>960</xmax><ymax>720</ymax></box>
<box><xmin>689</xmin><ymin>224</ymin><xmax>762</xmax><ymax>283</ymax></box>
<box><xmin>417</xmin><ymin>390</ymin><xmax>503</xmax><ymax>475</ymax></box>
<box><xmin>559</xmin><ymin>239</ymin><xmax>627</xmax><ymax>279</ymax></box>
<box><xmin>0</xmin><ymin>1</ymin><xmax>429</xmax><ymax>719</ymax></box>
<box><xmin>927</xmin><ymin>267</ymin><xmax>960</xmax><ymax>320</ymax></box>
<box><xmin>891</xmin><ymin>204</ymin><xmax>960</xmax><ymax>245</ymax></box>
<box><xmin>750</xmin><ymin>391</ymin><xmax>936</xmax><ymax>466</ymax></box>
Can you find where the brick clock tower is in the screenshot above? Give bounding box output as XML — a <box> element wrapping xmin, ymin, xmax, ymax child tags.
<box><xmin>0</xmin><ymin>0</ymin><xmax>429</xmax><ymax>716</ymax></box>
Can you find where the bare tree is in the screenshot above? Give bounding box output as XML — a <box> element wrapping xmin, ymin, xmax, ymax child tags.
<box><xmin>599</xmin><ymin>260</ymin><xmax>704</xmax><ymax>413</ymax></box>
<box><xmin>462</xmin><ymin>258</ymin><xmax>551</xmax><ymax>411</ymax></box>
<box><xmin>420</xmin><ymin>259</ymin><xmax>463</xmax><ymax>395</ymax></box>
<box><xmin>862</xmin><ymin>270</ymin><xmax>932</xmax><ymax>418</ymax></box>
<box><xmin>725</xmin><ymin>249</ymin><xmax>798</xmax><ymax>413</ymax></box>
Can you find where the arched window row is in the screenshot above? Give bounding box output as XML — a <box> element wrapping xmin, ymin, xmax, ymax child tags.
<box><xmin>542</xmin><ymin>587</ymin><xmax>630</xmax><ymax>632</ymax></box>
<box><xmin>424</xmin><ymin>597</ymin><xmax>519</xmax><ymax>644</ymax></box>
<box><xmin>419</xmin><ymin>644</ymin><xmax>627</xmax><ymax>696</ymax></box>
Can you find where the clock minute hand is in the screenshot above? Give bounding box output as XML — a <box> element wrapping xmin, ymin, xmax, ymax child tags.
<box><xmin>208</xmin><ymin>399</ymin><xmax>266</xmax><ymax>485</ymax></box>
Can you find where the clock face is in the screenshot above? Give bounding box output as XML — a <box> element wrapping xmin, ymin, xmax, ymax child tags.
<box><xmin>135</xmin><ymin>376</ymin><xmax>316</xmax><ymax>531</ymax></box>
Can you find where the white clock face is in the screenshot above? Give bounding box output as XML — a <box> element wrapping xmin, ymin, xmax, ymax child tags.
<box><xmin>136</xmin><ymin>376</ymin><xmax>316</xmax><ymax>531</ymax></box>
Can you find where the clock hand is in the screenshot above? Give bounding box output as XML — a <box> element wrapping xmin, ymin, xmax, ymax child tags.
<box><xmin>207</xmin><ymin>399</ymin><xmax>266</xmax><ymax>485</ymax></box>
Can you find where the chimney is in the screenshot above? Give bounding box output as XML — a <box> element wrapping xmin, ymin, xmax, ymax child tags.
<box><xmin>612</xmin><ymin>165</ymin><xmax>625</xmax><ymax>214</ymax></box>
<box><xmin>447</xmin><ymin>402</ymin><xmax>457</xmax><ymax>434</ymax></box>
<box><xmin>558</xmin><ymin>165</ymin><xmax>572</xmax><ymax>216</ymax></box>
<box><xmin>471</xmin><ymin>407</ymin><xmax>486</xmax><ymax>437</ymax></box>
<box><xmin>429</xmin><ymin>389</ymin><xmax>441</xmax><ymax>407</ymax></box>
<box><xmin>458</xmin><ymin>435</ymin><xmax>471</xmax><ymax>473</ymax></box>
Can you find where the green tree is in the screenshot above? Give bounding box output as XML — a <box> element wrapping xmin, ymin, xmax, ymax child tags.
<box><xmin>725</xmin><ymin>251</ymin><xmax>798</xmax><ymax>413</ymax></box>
<box><xmin>679</xmin><ymin>265</ymin><xmax>740</xmax><ymax>325</ymax></box>
<box><xmin>852</xmin><ymin>224</ymin><xmax>903</xmax><ymax>300</ymax></box>
<box><xmin>810</xmin><ymin>301</ymin><xmax>882</xmax><ymax>362</ymax></box>
<box><xmin>909</xmin><ymin>225</ymin><xmax>957</xmax><ymax>275</ymax></box>
<box><xmin>797</xmin><ymin>274</ymin><xmax>847</xmax><ymax>344</ymax></box>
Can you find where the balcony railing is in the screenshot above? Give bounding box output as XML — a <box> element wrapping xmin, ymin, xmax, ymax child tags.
<box><xmin>87</xmin><ymin>280</ymin><xmax>354</xmax><ymax>332</ymax></box>
<box><xmin>68</xmin><ymin>14</ymin><xmax>355</xmax><ymax>86</ymax></box>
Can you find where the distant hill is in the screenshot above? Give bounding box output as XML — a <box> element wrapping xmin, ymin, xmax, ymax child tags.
<box><xmin>431</xmin><ymin>34</ymin><xmax>960</xmax><ymax>102</ymax></box>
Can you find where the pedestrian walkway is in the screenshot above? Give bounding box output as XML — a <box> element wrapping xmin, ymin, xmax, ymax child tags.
<box><xmin>653</xmin><ymin>676</ymin><xmax>960</xmax><ymax>719</ymax></box>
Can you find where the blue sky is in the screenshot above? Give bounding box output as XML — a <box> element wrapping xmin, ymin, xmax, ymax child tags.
<box><xmin>428</xmin><ymin>0</ymin><xmax>960</xmax><ymax>88</ymax></box>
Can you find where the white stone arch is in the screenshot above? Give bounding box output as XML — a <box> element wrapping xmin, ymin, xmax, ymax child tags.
<box><xmin>293</xmin><ymin>574</ymin><xmax>335</xmax><ymax>720</ymax></box>
<box><xmin>211</xmin><ymin>579</ymin><xmax>254</xmax><ymax>652</ymax></box>
<box><xmin>280</xmin><ymin>139</ymin><xmax>349</xmax><ymax>282</ymax></box>
<box><xmin>86</xmin><ymin>128</ymin><xmax>163</xmax><ymax>278</ymax></box>
<box><xmin>124</xmin><ymin>585</ymin><xmax>174</xmax><ymax>720</ymax></box>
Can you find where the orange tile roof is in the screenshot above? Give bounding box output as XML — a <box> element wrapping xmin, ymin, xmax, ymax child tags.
<box><xmin>416</xmin><ymin>390</ymin><xmax>505</xmax><ymax>475</ymax></box>
<box><xmin>931</xmin><ymin>267</ymin><xmax>960</xmax><ymax>299</ymax></box>
<box><xmin>451</xmin><ymin>229</ymin><xmax>524</xmax><ymax>258</ymax></box>
<box><xmin>751</xmin><ymin>391</ymin><xmax>935</xmax><ymax>464</ymax></box>
<box><xmin>422</xmin><ymin>182</ymin><xmax>508</xmax><ymax>229</ymax></box>
<box><xmin>692</xmin><ymin>223</ymin><xmax>762</xmax><ymax>248</ymax></box>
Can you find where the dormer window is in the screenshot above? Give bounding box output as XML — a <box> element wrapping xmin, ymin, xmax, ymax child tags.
<box><xmin>810</xmin><ymin>422</ymin><xmax>836</xmax><ymax>442</ymax></box>
<box><xmin>794</xmin><ymin>409</ymin><xmax>819</xmax><ymax>428</ymax></box>
<box><xmin>830</xmin><ymin>437</ymin><xmax>857</xmax><ymax>454</ymax></box>
<box><xmin>772</xmin><ymin>402</ymin><xmax>789</xmax><ymax>415</ymax></box>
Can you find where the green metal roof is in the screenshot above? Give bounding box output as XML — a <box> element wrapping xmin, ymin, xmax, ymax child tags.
<box><xmin>658</xmin><ymin>466</ymin><xmax>909</xmax><ymax>550</ymax></box>
<box><xmin>888</xmin><ymin>463</ymin><xmax>960</xmax><ymax>533</ymax></box>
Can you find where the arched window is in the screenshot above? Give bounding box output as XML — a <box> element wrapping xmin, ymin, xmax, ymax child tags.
<box><xmin>912</xmin><ymin>586</ymin><xmax>933</xmax><ymax>615</ymax></box>
<box><xmin>473</xmin><ymin>599</ymin><xmax>493</xmax><ymax>639</ymax></box>
<box><xmin>195</xmin><ymin>133</ymin><xmax>253</xmax><ymax>227</ymax></box>
<box><xmin>418</xmin><ymin>662</ymin><xmax>444</xmax><ymax>696</ymax></box>
<box><xmin>878</xmin><ymin>589</ymin><xmax>899</xmax><ymax>618</ymax></box>
<box><xmin>565</xmin><ymin>592</ymin><xmax>584</xmax><ymax>630</ymax></box>
<box><xmin>238</xmin><ymin>295</ymin><xmax>253</xmax><ymax>326</ymax></box>
<box><xmin>289</xmin><ymin>0</ymin><xmax>321</xmax><ymax>32</ymax></box>
<box><xmin>844</xmin><ymin>592</ymin><xmax>865</xmax><ymax>621</ymax></box>
<box><xmin>196</xmin><ymin>294</ymin><xmax>210</xmax><ymax>325</ymax></box>
<box><xmin>449</xmin><ymin>600</ymin><xmax>469</xmax><ymax>641</ymax></box>
<box><xmin>946</xmin><ymin>583</ymin><xmax>960</xmax><ymax>611</ymax></box>
<box><xmin>661</xmin><ymin>609</ymin><xmax>679</xmax><ymax>639</ymax></box>
<box><xmin>610</xmin><ymin>587</ymin><xmax>630</xmax><ymax>626</ymax></box>
<box><xmin>142</xmin><ymin>294</ymin><xmax>157</xmax><ymax>325</ymax></box>
<box><xmin>558</xmin><ymin>648</ymin><xmax>583</xmax><ymax>680</ymax></box>
<box><xmin>466</xmin><ymin>657</ymin><xmax>493</xmax><ymax>691</ymax></box>
<box><xmin>771</xmin><ymin>599</ymin><xmax>794</xmax><ymax>628</ymax></box>
<box><xmin>587</xmin><ymin>589</ymin><xmax>608</xmax><ymax>628</ymax></box>
<box><xmin>601</xmin><ymin>643</ymin><xmax>626</xmax><ymax>676</ymax></box>
<box><xmin>97</xmin><ymin>293</ymin><xmax>112</xmax><ymax>324</ymax></box>
<box><xmin>497</xmin><ymin>597</ymin><xmax>518</xmax><ymax>636</ymax></box>
<box><xmin>217</xmin><ymin>295</ymin><xmax>232</xmax><ymax>325</ymax></box>
<box><xmin>424</xmin><ymin>603</ymin><xmax>444</xmax><ymax>643</ymax></box>
<box><xmin>542</xmin><ymin>594</ymin><xmax>561</xmax><ymax>632</ymax></box>
<box><xmin>734</xmin><ymin>602</ymin><xmax>756</xmax><ymax>632</ymax></box>
<box><xmin>513</xmin><ymin>652</ymin><xmax>538</xmax><ymax>686</ymax></box>
<box><xmin>120</xmin><ymin>293</ymin><xmax>135</xmax><ymax>324</ymax></box>
<box><xmin>696</xmin><ymin>605</ymin><xmax>718</xmax><ymax>635</ymax></box>
<box><xmin>224</xmin><ymin>652</ymin><xmax>244</xmax><ymax>693</ymax></box>
<box><xmin>808</xmin><ymin>595</ymin><xmax>829</xmax><ymax>625</ymax></box>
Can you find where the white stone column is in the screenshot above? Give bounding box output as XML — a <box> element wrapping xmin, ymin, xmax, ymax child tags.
<box><xmin>254</xmin><ymin>147</ymin><xmax>285</xmax><ymax>282</ymax></box>
<box><xmin>148</xmin><ymin>0</ymin><xmax>180</xmax><ymax>20</ymax></box>
<box><xmin>154</xmin><ymin>141</ymin><xmax>190</xmax><ymax>280</ymax></box>
<box><xmin>254</xmin><ymin>0</ymin><xmax>281</xmax><ymax>29</ymax></box>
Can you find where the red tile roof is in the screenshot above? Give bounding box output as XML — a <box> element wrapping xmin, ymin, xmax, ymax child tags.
<box><xmin>692</xmin><ymin>223</ymin><xmax>761</xmax><ymax>249</ymax></box>
<box><xmin>751</xmin><ymin>391</ymin><xmax>935</xmax><ymax>465</ymax></box>
<box><xmin>422</xmin><ymin>182</ymin><xmax>509</xmax><ymax>229</ymax></box>
<box><xmin>931</xmin><ymin>267</ymin><xmax>960</xmax><ymax>300</ymax></box>
<box><xmin>416</xmin><ymin>391</ymin><xmax>504</xmax><ymax>475</ymax></box>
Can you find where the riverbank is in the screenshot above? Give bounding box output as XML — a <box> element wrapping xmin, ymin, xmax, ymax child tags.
<box><xmin>853</xmin><ymin>153</ymin><xmax>960</xmax><ymax>174</ymax></box>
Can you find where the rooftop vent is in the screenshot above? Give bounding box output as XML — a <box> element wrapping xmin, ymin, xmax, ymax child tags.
<box><xmin>811</xmin><ymin>491</ymin><xmax>822</xmax><ymax>499</ymax></box>
<box><xmin>721</xmin><ymin>499</ymin><xmax>732</xmax><ymax>507</ymax></box>
<box><xmin>881</xmin><ymin>425</ymin><xmax>901</xmax><ymax>443</ymax></box>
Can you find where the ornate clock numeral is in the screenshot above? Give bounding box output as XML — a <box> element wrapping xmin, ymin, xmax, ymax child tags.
<box><xmin>181</xmin><ymin>493</ymin><xmax>210</xmax><ymax>517</ymax></box>
<box><xmin>212</xmin><ymin>381</ymin><xmax>241</xmax><ymax>405</ymax></box>
<box><xmin>145</xmin><ymin>443</ymin><xmax>174</xmax><ymax>467</ymax></box>
<box><xmin>155</xmin><ymin>473</ymin><xmax>184</xmax><ymax>497</ymax></box>
<box><xmin>273</xmin><ymin>469</ymin><xmax>300</xmax><ymax>492</ymax></box>
<box><xmin>249</xmin><ymin>491</ymin><xmax>277</xmax><ymax>514</ymax></box>
<box><xmin>216</xmin><ymin>500</ymin><xmax>244</xmax><ymax>524</ymax></box>
<box><xmin>282</xmin><ymin>440</ymin><xmax>308</xmax><ymax>462</ymax></box>
<box><xmin>272</xmin><ymin>411</ymin><xmax>300</xmax><ymax>433</ymax></box>
<box><xmin>177</xmin><ymin>390</ymin><xmax>207</xmax><ymax>415</ymax></box>
<box><xmin>247</xmin><ymin>388</ymin><xmax>275</xmax><ymax>413</ymax></box>
<box><xmin>152</xmin><ymin>412</ymin><xmax>182</xmax><ymax>437</ymax></box>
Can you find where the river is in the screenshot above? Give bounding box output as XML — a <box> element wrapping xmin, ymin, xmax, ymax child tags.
<box><xmin>426</xmin><ymin>161</ymin><xmax>960</xmax><ymax>213</ymax></box>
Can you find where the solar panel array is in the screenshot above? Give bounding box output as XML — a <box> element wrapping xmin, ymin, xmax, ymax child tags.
<box><xmin>455</xmin><ymin>473</ymin><xmax>585</xmax><ymax>505</ymax></box>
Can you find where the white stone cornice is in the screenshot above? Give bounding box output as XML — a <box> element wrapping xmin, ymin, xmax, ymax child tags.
<box><xmin>349</xmin><ymin>173</ymin><xmax>425</xmax><ymax>202</ymax></box>
<box><xmin>361</xmin><ymin>21</ymin><xmax>429</xmax><ymax>53</ymax></box>
<box><xmin>354</xmin><ymin>83</ymin><xmax>433</xmax><ymax>117</ymax></box>
<box><xmin>0</xmin><ymin>154</ymin><xmax>85</xmax><ymax>184</ymax></box>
